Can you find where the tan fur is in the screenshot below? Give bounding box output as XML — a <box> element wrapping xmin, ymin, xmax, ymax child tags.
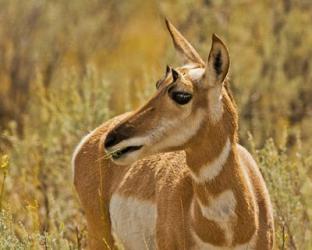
<box><xmin>73</xmin><ymin>20</ymin><xmax>274</xmax><ymax>250</ymax></box>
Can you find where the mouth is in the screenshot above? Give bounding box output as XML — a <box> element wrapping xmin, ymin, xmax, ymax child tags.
<box><xmin>111</xmin><ymin>145</ymin><xmax>143</xmax><ymax>160</ymax></box>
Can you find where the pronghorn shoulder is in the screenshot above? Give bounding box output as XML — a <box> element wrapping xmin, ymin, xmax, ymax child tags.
<box><xmin>236</xmin><ymin>144</ymin><xmax>268</xmax><ymax>196</ymax></box>
<box><xmin>114</xmin><ymin>151</ymin><xmax>190</xmax><ymax>200</ymax></box>
<box><xmin>236</xmin><ymin>144</ymin><xmax>263</xmax><ymax>181</ymax></box>
<box><xmin>236</xmin><ymin>144</ymin><xmax>258</xmax><ymax>168</ymax></box>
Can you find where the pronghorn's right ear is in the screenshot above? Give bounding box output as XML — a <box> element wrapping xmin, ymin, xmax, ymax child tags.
<box><xmin>165</xmin><ymin>19</ymin><xmax>205</xmax><ymax>66</ymax></box>
<box><xmin>205</xmin><ymin>34</ymin><xmax>230</xmax><ymax>86</ymax></box>
<box><xmin>204</xmin><ymin>34</ymin><xmax>230</xmax><ymax>87</ymax></box>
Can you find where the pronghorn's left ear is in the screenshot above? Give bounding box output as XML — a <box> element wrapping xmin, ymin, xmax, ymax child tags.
<box><xmin>165</xmin><ymin>19</ymin><xmax>205</xmax><ymax>66</ymax></box>
<box><xmin>204</xmin><ymin>34</ymin><xmax>230</xmax><ymax>86</ymax></box>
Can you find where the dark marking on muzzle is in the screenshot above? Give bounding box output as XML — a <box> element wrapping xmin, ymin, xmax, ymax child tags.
<box><xmin>104</xmin><ymin>124</ymin><xmax>134</xmax><ymax>149</ymax></box>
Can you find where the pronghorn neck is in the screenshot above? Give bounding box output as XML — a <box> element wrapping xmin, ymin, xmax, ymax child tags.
<box><xmin>185</xmin><ymin>90</ymin><xmax>238</xmax><ymax>177</ymax></box>
<box><xmin>185</xmin><ymin>113</ymin><xmax>237</xmax><ymax>187</ymax></box>
<box><xmin>186</xmin><ymin>126</ymin><xmax>232</xmax><ymax>177</ymax></box>
<box><xmin>185</xmin><ymin>95</ymin><xmax>257</xmax><ymax>247</ymax></box>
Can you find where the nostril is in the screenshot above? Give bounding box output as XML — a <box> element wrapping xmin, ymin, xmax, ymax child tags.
<box><xmin>104</xmin><ymin>132</ymin><xmax>118</xmax><ymax>149</ymax></box>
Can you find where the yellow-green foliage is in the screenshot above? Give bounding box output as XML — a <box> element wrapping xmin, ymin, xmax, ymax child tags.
<box><xmin>252</xmin><ymin>138</ymin><xmax>312</xmax><ymax>249</ymax></box>
<box><xmin>0</xmin><ymin>0</ymin><xmax>311</xmax><ymax>249</ymax></box>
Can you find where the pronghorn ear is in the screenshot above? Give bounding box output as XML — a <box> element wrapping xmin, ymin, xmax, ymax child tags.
<box><xmin>171</xmin><ymin>68</ymin><xmax>180</xmax><ymax>82</ymax></box>
<box><xmin>205</xmin><ymin>34</ymin><xmax>230</xmax><ymax>86</ymax></box>
<box><xmin>165</xmin><ymin>19</ymin><xmax>205</xmax><ymax>66</ymax></box>
<box><xmin>165</xmin><ymin>65</ymin><xmax>171</xmax><ymax>75</ymax></box>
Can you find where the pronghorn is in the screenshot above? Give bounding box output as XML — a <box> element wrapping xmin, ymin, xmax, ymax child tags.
<box><xmin>73</xmin><ymin>20</ymin><xmax>274</xmax><ymax>250</ymax></box>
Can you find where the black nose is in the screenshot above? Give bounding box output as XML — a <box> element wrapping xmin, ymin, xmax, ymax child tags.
<box><xmin>104</xmin><ymin>132</ymin><xmax>118</xmax><ymax>149</ymax></box>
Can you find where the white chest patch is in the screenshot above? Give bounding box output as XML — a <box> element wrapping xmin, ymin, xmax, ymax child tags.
<box><xmin>199</xmin><ymin>189</ymin><xmax>236</xmax><ymax>222</ymax></box>
<box><xmin>109</xmin><ymin>194</ymin><xmax>157</xmax><ymax>250</ymax></box>
<box><xmin>191</xmin><ymin>189</ymin><xmax>237</xmax><ymax>246</ymax></box>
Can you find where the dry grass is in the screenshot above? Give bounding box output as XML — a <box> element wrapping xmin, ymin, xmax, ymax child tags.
<box><xmin>0</xmin><ymin>0</ymin><xmax>311</xmax><ymax>249</ymax></box>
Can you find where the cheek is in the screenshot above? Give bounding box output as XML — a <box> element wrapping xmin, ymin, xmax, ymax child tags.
<box><xmin>151</xmin><ymin>107</ymin><xmax>205</xmax><ymax>152</ymax></box>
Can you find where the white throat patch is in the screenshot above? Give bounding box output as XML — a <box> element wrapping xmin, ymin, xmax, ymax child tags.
<box><xmin>197</xmin><ymin>190</ymin><xmax>237</xmax><ymax>222</ymax></box>
<box><xmin>190</xmin><ymin>138</ymin><xmax>231</xmax><ymax>183</ymax></box>
<box><xmin>191</xmin><ymin>189</ymin><xmax>237</xmax><ymax>247</ymax></box>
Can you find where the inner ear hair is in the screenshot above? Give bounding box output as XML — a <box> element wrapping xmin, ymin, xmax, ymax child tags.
<box><xmin>172</xmin><ymin>68</ymin><xmax>180</xmax><ymax>82</ymax></box>
<box><xmin>207</xmin><ymin>34</ymin><xmax>230</xmax><ymax>84</ymax></box>
<box><xmin>166</xmin><ymin>65</ymin><xmax>171</xmax><ymax>75</ymax></box>
<box><xmin>213</xmin><ymin>50</ymin><xmax>223</xmax><ymax>76</ymax></box>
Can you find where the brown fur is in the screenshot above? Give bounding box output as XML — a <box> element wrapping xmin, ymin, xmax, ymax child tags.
<box><xmin>73</xmin><ymin>116</ymin><xmax>274</xmax><ymax>249</ymax></box>
<box><xmin>73</xmin><ymin>20</ymin><xmax>274</xmax><ymax>249</ymax></box>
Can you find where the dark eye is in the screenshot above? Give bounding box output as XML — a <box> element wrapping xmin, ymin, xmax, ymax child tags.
<box><xmin>171</xmin><ymin>91</ymin><xmax>192</xmax><ymax>105</ymax></box>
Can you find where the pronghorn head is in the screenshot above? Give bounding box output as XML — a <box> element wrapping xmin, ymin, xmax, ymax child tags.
<box><xmin>104</xmin><ymin>20</ymin><xmax>238</xmax><ymax>165</ymax></box>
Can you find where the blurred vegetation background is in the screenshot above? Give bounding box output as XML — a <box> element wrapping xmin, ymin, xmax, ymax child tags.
<box><xmin>0</xmin><ymin>0</ymin><xmax>311</xmax><ymax>249</ymax></box>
